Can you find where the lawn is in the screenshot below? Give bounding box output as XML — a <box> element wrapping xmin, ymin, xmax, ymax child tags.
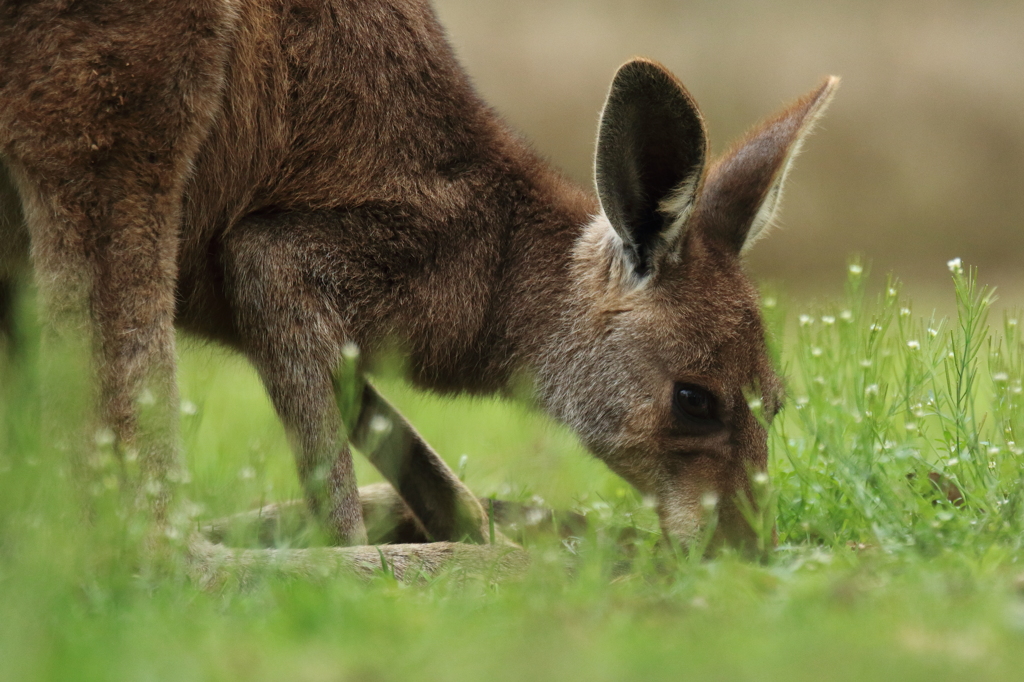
<box><xmin>2</xmin><ymin>259</ymin><xmax>1023</xmax><ymax>681</ymax></box>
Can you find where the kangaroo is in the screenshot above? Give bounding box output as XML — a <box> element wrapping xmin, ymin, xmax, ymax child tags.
<box><xmin>0</xmin><ymin>0</ymin><xmax>837</xmax><ymax>574</ymax></box>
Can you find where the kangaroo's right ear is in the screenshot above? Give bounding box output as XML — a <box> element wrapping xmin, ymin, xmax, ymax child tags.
<box><xmin>595</xmin><ymin>59</ymin><xmax>708</xmax><ymax>279</ymax></box>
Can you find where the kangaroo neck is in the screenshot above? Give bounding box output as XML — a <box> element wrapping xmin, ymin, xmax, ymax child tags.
<box><xmin>399</xmin><ymin>148</ymin><xmax>598</xmax><ymax>397</ymax></box>
<box><xmin>487</xmin><ymin>166</ymin><xmax>598</xmax><ymax>387</ymax></box>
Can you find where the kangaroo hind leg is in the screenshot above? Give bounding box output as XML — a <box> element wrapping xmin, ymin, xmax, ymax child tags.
<box><xmin>0</xmin><ymin>4</ymin><xmax>237</xmax><ymax>522</ymax></box>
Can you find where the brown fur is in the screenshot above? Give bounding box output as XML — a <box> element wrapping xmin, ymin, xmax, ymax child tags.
<box><xmin>0</xmin><ymin>0</ymin><xmax>837</xmax><ymax>559</ymax></box>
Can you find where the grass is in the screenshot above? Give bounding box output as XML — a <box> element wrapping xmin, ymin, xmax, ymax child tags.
<box><xmin>2</xmin><ymin>259</ymin><xmax>1024</xmax><ymax>681</ymax></box>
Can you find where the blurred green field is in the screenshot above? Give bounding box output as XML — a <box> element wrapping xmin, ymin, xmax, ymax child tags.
<box><xmin>3</xmin><ymin>261</ymin><xmax>1024</xmax><ymax>681</ymax></box>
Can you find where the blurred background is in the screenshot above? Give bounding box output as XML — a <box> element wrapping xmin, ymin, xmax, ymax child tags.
<box><xmin>433</xmin><ymin>0</ymin><xmax>1024</xmax><ymax>308</ymax></box>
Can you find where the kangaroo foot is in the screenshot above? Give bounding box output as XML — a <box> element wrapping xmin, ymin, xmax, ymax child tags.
<box><xmin>202</xmin><ymin>483</ymin><xmax>589</xmax><ymax>548</ymax></box>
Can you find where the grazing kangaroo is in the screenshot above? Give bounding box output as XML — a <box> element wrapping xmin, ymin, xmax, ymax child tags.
<box><xmin>0</xmin><ymin>0</ymin><xmax>837</xmax><ymax>575</ymax></box>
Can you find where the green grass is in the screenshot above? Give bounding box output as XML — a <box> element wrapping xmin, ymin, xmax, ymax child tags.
<box><xmin>3</xmin><ymin>259</ymin><xmax>1024</xmax><ymax>681</ymax></box>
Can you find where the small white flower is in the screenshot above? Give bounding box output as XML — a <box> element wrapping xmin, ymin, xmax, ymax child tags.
<box><xmin>849</xmin><ymin>263</ymin><xmax>863</xmax><ymax>275</ymax></box>
<box><xmin>137</xmin><ymin>388</ymin><xmax>156</xmax><ymax>406</ymax></box>
<box><xmin>905</xmin><ymin>422</ymin><xmax>917</xmax><ymax>432</ymax></box>
<box><xmin>947</xmin><ymin>257</ymin><xmax>963</xmax><ymax>274</ymax></box>
<box><xmin>906</xmin><ymin>340</ymin><xmax>920</xmax><ymax>350</ymax></box>
<box><xmin>887</xmin><ymin>288</ymin><xmax>898</xmax><ymax>298</ymax></box>
<box><xmin>341</xmin><ymin>341</ymin><xmax>360</xmax><ymax>361</ymax></box>
<box><xmin>238</xmin><ymin>466</ymin><xmax>256</xmax><ymax>480</ymax></box>
<box><xmin>989</xmin><ymin>461</ymin><xmax>997</xmax><ymax>470</ymax></box>
<box><xmin>947</xmin><ymin>458</ymin><xmax>960</xmax><ymax>467</ymax></box>
<box><xmin>859</xmin><ymin>358</ymin><xmax>873</xmax><ymax>368</ymax></box>
<box><xmin>811</xmin><ymin>347</ymin><xmax>823</xmax><ymax>357</ymax></box>
<box><xmin>752</xmin><ymin>472</ymin><xmax>770</xmax><ymax>486</ymax></box>
<box><xmin>927</xmin><ymin>328</ymin><xmax>939</xmax><ymax>337</ymax></box>
<box><xmin>899</xmin><ymin>307</ymin><xmax>911</xmax><ymax>317</ymax></box>
<box><xmin>180</xmin><ymin>400</ymin><xmax>198</xmax><ymax>416</ymax></box>
<box><xmin>865</xmin><ymin>384</ymin><xmax>879</xmax><ymax>396</ymax></box>
<box><xmin>701</xmin><ymin>491</ymin><xmax>719</xmax><ymax>510</ymax></box>
<box><xmin>993</xmin><ymin>372</ymin><xmax>1009</xmax><ymax>383</ymax></box>
<box><xmin>821</xmin><ymin>315</ymin><xmax>835</xmax><ymax>325</ymax></box>
<box><xmin>799</xmin><ymin>314</ymin><xmax>813</xmax><ymax>326</ymax></box>
<box><xmin>370</xmin><ymin>414</ymin><xmax>392</xmax><ymax>434</ymax></box>
<box><xmin>988</xmin><ymin>446</ymin><xmax>1001</xmax><ymax>456</ymax></box>
<box><xmin>869</xmin><ymin>323</ymin><xmax>882</xmax><ymax>333</ymax></box>
<box><xmin>763</xmin><ymin>297</ymin><xmax>777</xmax><ymax>309</ymax></box>
<box><xmin>747</xmin><ymin>397</ymin><xmax>763</xmax><ymax>411</ymax></box>
<box><xmin>1009</xmin><ymin>319</ymin><xmax>1019</xmax><ymax>327</ymax></box>
<box><xmin>94</xmin><ymin>428</ymin><xmax>116</xmax><ymax>447</ymax></box>
<box><xmin>840</xmin><ymin>310</ymin><xmax>853</xmax><ymax>322</ymax></box>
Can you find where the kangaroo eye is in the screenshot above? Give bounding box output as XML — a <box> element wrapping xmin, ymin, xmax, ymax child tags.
<box><xmin>673</xmin><ymin>384</ymin><xmax>717</xmax><ymax>422</ymax></box>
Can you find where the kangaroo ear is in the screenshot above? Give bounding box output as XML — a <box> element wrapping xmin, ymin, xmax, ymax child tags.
<box><xmin>698</xmin><ymin>76</ymin><xmax>840</xmax><ymax>253</ymax></box>
<box><xmin>595</xmin><ymin>59</ymin><xmax>707</xmax><ymax>278</ymax></box>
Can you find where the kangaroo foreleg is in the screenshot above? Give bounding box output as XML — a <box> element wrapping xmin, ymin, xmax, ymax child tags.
<box><xmin>222</xmin><ymin>220</ymin><xmax>368</xmax><ymax>545</ymax></box>
<box><xmin>346</xmin><ymin>383</ymin><xmax>489</xmax><ymax>543</ymax></box>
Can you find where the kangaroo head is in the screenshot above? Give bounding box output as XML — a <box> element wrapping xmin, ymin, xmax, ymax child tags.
<box><xmin>542</xmin><ymin>60</ymin><xmax>838</xmax><ymax>551</ymax></box>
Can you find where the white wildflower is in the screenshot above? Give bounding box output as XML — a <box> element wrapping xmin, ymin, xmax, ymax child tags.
<box><xmin>341</xmin><ymin>341</ymin><xmax>360</xmax><ymax>361</ymax></box>
<box><xmin>94</xmin><ymin>428</ymin><xmax>116</xmax><ymax>447</ymax></box>
<box><xmin>947</xmin><ymin>257</ymin><xmax>963</xmax><ymax>275</ymax></box>
<box><xmin>370</xmin><ymin>414</ymin><xmax>392</xmax><ymax>434</ymax></box>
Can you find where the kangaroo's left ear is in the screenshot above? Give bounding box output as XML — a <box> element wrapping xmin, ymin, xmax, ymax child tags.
<box><xmin>595</xmin><ymin>59</ymin><xmax>708</xmax><ymax>278</ymax></box>
<box><xmin>697</xmin><ymin>76</ymin><xmax>840</xmax><ymax>253</ymax></box>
